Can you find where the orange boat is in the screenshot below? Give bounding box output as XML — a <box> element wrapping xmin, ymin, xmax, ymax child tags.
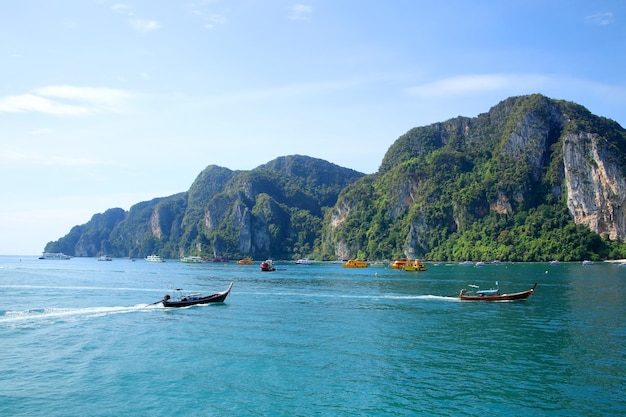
<box><xmin>390</xmin><ymin>259</ymin><xmax>427</xmax><ymax>271</ymax></box>
<box><xmin>342</xmin><ymin>259</ymin><xmax>369</xmax><ymax>268</ymax></box>
<box><xmin>237</xmin><ymin>258</ymin><xmax>253</xmax><ymax>265</ymax></box>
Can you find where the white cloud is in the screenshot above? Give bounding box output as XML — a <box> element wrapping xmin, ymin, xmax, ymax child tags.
<box><xmin>0</xmin><ymin>86</ymin><xmax>137</xmax><ymax>115</ymax></box>
<box><xmin>405</xmin><ymin>73</ymin><xmax>626</xmax><ymax>103</ymax></box>
<box><xmin>585</xmin><ymin>12</ymin><xmax>614</xmax><ymax>26</ymax></box>
<box><xmin>0</xmin><ymin>93</ymin><xmax>89</xmax><ymax>115</ymax></box>
<box><xmin>129</xmin><ymin>18</ymin><xmax>161</xmax><ymax>33</ymax></box>
<box><xmin>111</xmin><ymin>3</ymin><xmax>132</xmax><ymax>15</ymax></box>
<box><xmin>0</xmin><ymin>149</ymin><xmax>101</xmax><ymax>166</ymax></box>
<box><xmin>27</xmin><ymin>128</ymin><xmax>54</xmax><ymax>135</ymax></box>
<box><xmin>290</xmin><ymin>4</ymin><xmax>313</xmax><ymax>20</ymax></box>
<box><xmin>405</xmin><ymin>74</ymin><xmax>552</xmax><ymax>98</ymax></box>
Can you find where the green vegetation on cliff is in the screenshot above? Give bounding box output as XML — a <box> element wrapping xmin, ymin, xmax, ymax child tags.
<box><xmin>45</xmin><ymin>95</ymin><xmax>626</xmax><ymax>262</ymax></box>
<box><xmin>321</xmin><ymin>94</ymin><xmax>626</xmax><ymax>262</ymax></box>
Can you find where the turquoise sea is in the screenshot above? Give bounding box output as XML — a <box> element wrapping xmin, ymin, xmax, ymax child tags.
<box><xmin>1</xmin><ymin>256</ymin><xmax>625</xmax><ymax>416</ymax></box>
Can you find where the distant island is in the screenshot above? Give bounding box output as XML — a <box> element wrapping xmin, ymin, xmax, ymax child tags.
<box><xmin>44</xmin><ymin>94</ymin><xmax>626</xmax><ymax>262</ymax></box>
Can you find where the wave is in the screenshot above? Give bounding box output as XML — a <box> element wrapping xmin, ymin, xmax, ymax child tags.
<box><xmin>0</xmin><ymin>303</ymin><xmax>163</xmax><ymax>326</ymax></box>
<box><xmin>239</xmin><ymin>291</ymin><xmax>460</xmax><ymax>302</ymax></box>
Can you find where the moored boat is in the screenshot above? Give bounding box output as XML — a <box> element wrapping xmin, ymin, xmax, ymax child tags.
<box><xmin>237</xmin><ymin>257</ymin><xmax>253</xmax><ymax>265</ymax></box>
<box><xmin>260</xmin><ymin>259</ymin><xmax>276</xmax><ymax>271</ymax></box>
<box><xmin>342</xmin><ymin>259</ymin><xmax>369</xmax><ymax>268</ymax></box>
<box><xmin>98</xmin><ymin>255</ymin><xmax>112</xmax><ymax>261</ymax></box>
<box><xmin>458</xmin><ymin>282</ymin><xmax>537</xmax><ymax>301</ymax></box>
<box><xmin>295</xmin><ymin>258</ymin><xmax>312</xmax><ymax>265</ymax></box>
<box><xmin>180</xmin><ymin>256</ymin><xmax>205</xmax><ymax>263</ymax></box>
<box><xmin>39</xmin><ymin>252</ymin><xmax>71</xmax><ymax>260</ymax></box>
<box><xmin>405</xmin><ymin>260</ymin><xmax>427</xmax><ymax>271</ymax></box>
<box><xmin>160</xmin><ymin>282</ymin><xmax>233</xmax><ymax>308</ymax></box>
<box><xmin>389</xmin><ymin>258</ymin><xmax>410</xmax><ymax>269</ymax></box>
<box><xmin>145</xmin><ymin>254</ymin><xmax>164</xmax><ymax>262</ymax></box>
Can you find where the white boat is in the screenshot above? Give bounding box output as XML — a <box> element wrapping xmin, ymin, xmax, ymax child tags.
<box><xmin>39</xmin><ymin>252</ymin><xmax>71</xmax><ymax>260</ymax></box>
<box><xmin>181</xmin><ymin>256</ymin><xmax>204</xmax><ymax>263</ymax></box>
<box><xmin>145</xmin><ymin>254</ymin><xmax>164</xmax><ymax>262</ymax></box>
<box><xmin>582</xmin><ymin>260</ymin><xmax>594</xmax><ymax>266</ymax></box>
<box><xmin>98</xmin><ymin>255</ymin><xmax>112</xmax><ymax>261</ymax></box>
<box><xmin>295</xmin><ymin>258</ymin><xmax>312</xmax><ymax>265</ymax></box>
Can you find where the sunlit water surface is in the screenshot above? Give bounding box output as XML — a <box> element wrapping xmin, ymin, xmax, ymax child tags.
<box><xmin>1</xmin><ymin>256</ymin><xmax>624</xmax><ymax>416</ymax></box>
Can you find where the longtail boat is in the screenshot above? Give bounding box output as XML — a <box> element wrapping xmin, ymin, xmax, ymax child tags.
<box><xmin>459</xmin><ymin>282</ymin><xmax>537</xmax><ymax>301</ymax></box>
<box><xmin>159</xmin><ymin>282</ymin><xmax>233</xmax><ymax>307</ymax></box>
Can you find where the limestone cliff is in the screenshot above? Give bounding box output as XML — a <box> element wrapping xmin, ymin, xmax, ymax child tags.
<box><xmin>323</xmin><ymin>94</ymin><xmax>626</xmax><ymax>261</ymax></box>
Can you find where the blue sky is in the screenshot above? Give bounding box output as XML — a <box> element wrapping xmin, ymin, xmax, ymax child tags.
<box><xmin>1</xmin><ymin>0</ymin><xmax>625</xmax><ymax>255</ymax></box>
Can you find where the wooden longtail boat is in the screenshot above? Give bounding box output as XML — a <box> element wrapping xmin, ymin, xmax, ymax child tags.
<box><xmin>459</xmin><ymin>282</ymin><xmax>537</xmax><ymax>301</ymax></box>
<box><xmin>160</xmin><ymin>282</ymin><xmax>233</xmax><ymax>307</ymax></box>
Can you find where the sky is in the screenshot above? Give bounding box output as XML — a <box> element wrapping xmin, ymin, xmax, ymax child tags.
<box><xmin>1</xmin><ymin>0</ymin><xmax>625</xmax><ymax>255</ymax></box>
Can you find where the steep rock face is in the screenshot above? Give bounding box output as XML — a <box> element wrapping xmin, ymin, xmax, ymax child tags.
<box><xmin>564</xmin><ymin>132</ymin><xmax>626</xmax><ymax>240</ymax></box>
<box><xmin>324</xmin><ymin>94</ymin><xmax>626</xmax><ymax>260</ymax></box>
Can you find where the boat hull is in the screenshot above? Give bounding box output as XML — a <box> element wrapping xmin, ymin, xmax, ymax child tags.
<box><xmin>459</xmin><ymin>283</ymin><xmax>537</xmax><ymax>301</ymax></box>
<box><xmin>161</xmin><ymin>283</ymin><xmax>233</xmax><ymax>308</ymax></box>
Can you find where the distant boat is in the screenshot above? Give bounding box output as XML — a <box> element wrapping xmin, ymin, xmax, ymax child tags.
<box><xmin>582</xmin><ymin>260</ymin><xmax>594</xmax><ymax>266</ymax></box>
<box><xmin>550</xmin><ymin>260</ymin><xmax>560</xmax><ymax>265</ymax></box>
<box><xmin>180</xmin><ymin>256</ymin><xmax>204</xmax><ymax>263</ymax></box>
<box><xmin>158</xmin><ymin>282</ymin><xmax>233</xmax><ymax>308</ymax></box>
<box><xmin>260</xmin><ymin>260</ymin><xmax>276</xmax><ymax>271</ymax></box>
<box><xmin>39</xmin><ymin>252</ymin><xmax>71</xmax><ymax>260</ymax></box>
<box><xmin>389</xmin><ymin>258</ymin><xmax>411</xmax><ymax>269</ymax></box>
<box><xmin>145</xmin><ymin>255</ymin><xmax>164</xmax><ymax>262</ymax></box>
<box><xmin>342</xmin><ymin>259</ymin><xmax>369</xmax><ymax>268</ymax></box>
<box><xmin>98</xmin><ymin>255</ymin><xmax>112</xmax><ymax>261</ymax></box>
<box><xmin>459</xmin><ymin>261</ymin><xmax>474</xmax><ymax>266</ymax></box>
<box><xmin>237</xmin><ymin>258</ymin><xmax>253</xmax><ymax>265</ymax></box>
<box><xmin>295</xmin><ymin>258</ymin><xmax>312</xmax><ymax>265</ymax></box>
<box><xmin>403</xmin><ymin>260</ymin><xmax>427</xmax><ymax>272</ymax></box>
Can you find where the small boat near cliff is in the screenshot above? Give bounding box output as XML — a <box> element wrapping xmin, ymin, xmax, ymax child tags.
<box><xmin>145</xmin><ymin>254</ymin><xmax>164</xmax><ymax>262</ymax></box>
<box><xmin>39</xmin><ymin>252</ymin><xmax>71</xmax><ymax>260</ymax></box>
<box><xmin>237</xmin><ymin>258</ymin><xmax>253</xmax><ymax>265</ymax></box>
<box><xmin>159</xmin><ymin>282</ymin><xmax>233</xmax><ymax>308</ymax></box>
<box><xmin>458</xmin><ymin>282</ymin><xmax>537</xmax><ymax>301</ymax></box>
<box><xmin>260</xmin><ymin>259</ymin><xmax>276</xmax><ymax>271</ymax></box>
<box><xmin>180</xmin><ymin>256</ymin><xmax>204</xmax><ymax>263</ymax></box>
<box><xmin>342</xmin><ymin>259</ymin><xmax>369</xmax><ymax>268</ymax></box>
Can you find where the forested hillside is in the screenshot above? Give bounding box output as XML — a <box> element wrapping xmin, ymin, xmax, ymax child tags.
<box><xmin>45</xmin><ymin>95</ymin><xmax>626</xmax><ymax>262</ymax></box>
<box><xmin>45</xmin><ymin>156</ymin><xmax>364</xmax><ymax>260</ymax></box>
<box><xmin>320</xmin><ymin>94</ymin><xmax>626</xmax><ymax>262</ymax></box>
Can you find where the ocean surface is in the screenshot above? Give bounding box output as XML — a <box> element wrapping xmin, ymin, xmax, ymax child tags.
<box><xmin>1</xmin><ymin>256</ymin><xmax>625</xmax><ymax>417</ymax></box>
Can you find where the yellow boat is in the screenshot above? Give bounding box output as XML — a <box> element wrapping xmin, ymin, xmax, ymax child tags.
<box><xmin>408</xmin><ymin>260</ymin><xmax>427</xmax><ymax>271</ymax></box>
<box><xmin>342</xmin><ymin>259</ymin><xmax>370</xmax><ymax>268</ymax></box>
<box><xmin>389</xmin><ymin>258</ymin><xmax>411</xmax><ymax>269</ymax></box>
<box><xmin>391</xmin><ymin>259</ymin><xmax>427</xmax><ymax>271</ymax></box>
<box><xmin>237</xmin><ymin>258</ymin><xmax>253</xmax><ymax>265</ymax></box>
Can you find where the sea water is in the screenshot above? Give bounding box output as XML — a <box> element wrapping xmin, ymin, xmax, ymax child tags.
<box><xmin>0</xmin><ymin>256</ymin><xmax>624</xmax><ymax>416</ymax></box>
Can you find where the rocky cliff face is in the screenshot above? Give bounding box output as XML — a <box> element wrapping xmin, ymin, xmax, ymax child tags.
<box><xmin>325</xmin><ymin>94</ymin><xmax>626</xmax><ymax>260</ymax></box>
<box><xmin>564</xmin><ymin>132</ymin><xmax>626</xmax><ymax>240</ymax></box>
<box><xmin>44</xmin><ymin>95</ymin><xmax>626</xmax><ymax>261</ymax></box>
